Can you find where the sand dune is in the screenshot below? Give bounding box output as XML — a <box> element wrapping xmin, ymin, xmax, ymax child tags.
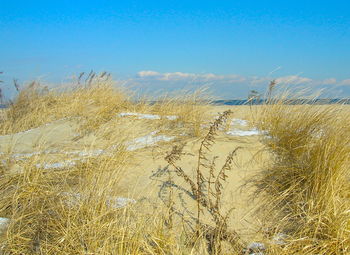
<box><xmin>0</xmin><ymin>106</ymin><xmax>269</xmax><ymax>245</ymax></box>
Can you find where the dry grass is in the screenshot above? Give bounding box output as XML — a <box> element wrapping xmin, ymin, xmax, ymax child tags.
<box><xmin>150</xmin><ymin>89</ymin><xmax>212</xmax><ymax>137</ymax></box>
<box><xmin>1</xmin><ymin>76</ymin><xmax>350</xmax><ymax>254</ymax></box>
<box><xmin>0</xmin><ymin>79</ymin><xmax>131</xmax><ymax>135</ymax></box>
<box><xmin>0</xmin><ymin>149</ymin><xmax>186</xmax><ymax>254</ymax></box>
<box><xmin>253</xmin><ymin>99</ymin><xmax>350</xmax><ymax>254</ymax></box>
<box><xmin>165</xmin><ymin>110</ymin><xmax>243</xmax><ymax>254</ymax></box>
<box><xmin>0</xmin><ymin>76</ymin><xmax>216</xmax><ymax>254</ymax></box>
<box><xmin>0</xmin><ymin>76</ymin><xmax>210</xmax><ymax>138</ymax></box>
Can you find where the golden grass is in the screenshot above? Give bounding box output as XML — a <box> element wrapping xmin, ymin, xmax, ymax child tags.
<box><xmin>253</xmin><ymin>100</ymin><xmax>350</xmax><ymax>254</ymax></box>
<box><xmin>0</xmin><ymin>78</ymin><xmax>210</xmax><ymax>139</ymax></box>
<box><xmin>0</xmin><ymin>77</ymin><xmax>215</xmax><ymax>254</ymax></box>
<box><xmin>1</xmin><ymin>77</ymin><xmax>350</xmax><ymax>254</ymax></box>
<box><xmin>0</xmin><ymin>80</ymin><xmax>130</xmax><ymax>135</ymax></box>
<box><xmin>0</xmin><ymin>150</ymin><xmax>186</xmax><ymax>254</ymax></box>
<box><xmin>150</xmin><ymin>89</ymin><xmax>212</xmax><ymax>137</ymax></box>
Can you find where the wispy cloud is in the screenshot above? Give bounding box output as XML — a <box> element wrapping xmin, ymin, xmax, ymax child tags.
<box><xmin>126</xmin><ymin>70</ymin><xmax>350</xmax><ymax>98</ymax></box>
<box><xmin>321</xmin><ymin>78</ymin><xmax>337</xmax><ymax>85</ymax></box>
<box><xmin>137</xmin><ymin>70</ymin><xmax>245</xmax><ymax>82</ymax></box>
<box><xmin>137</xmin><ymin>70</ymin><xmax>160</xmax><ymax>77</ymax></box>
<box><xmin>275</xmin><ymin>75</ymin><xmax>313</xmax><ymax>85</ymax></box>
<box><xmin>339</xmin><ymin>79</ymin><xmax>350</xmax><ymax>86</ymax></box>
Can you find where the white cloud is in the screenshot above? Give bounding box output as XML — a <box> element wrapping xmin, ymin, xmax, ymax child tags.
<box><xmin>321</xmin><ymin>78</ymin><xmax>337</xmax><ymax>85</ymax></box>
<box><xmin>159</xmin><ymin>72</ymin><xmax>195</xmax><ymax>81</ymax></box>
<box><xmin>137</xmin><ymin>70</ymin><xmax>160</xmax><ymax>77</ymax></box>
<box><xmin>275</xmin><ymin>75</ymin><xmax>313</xmax><ymax>85</ymax></box>
<box><xmin>136</xmin><ymin>70</ymin><xmax>246</xmax><ymax>83</ymax></box>
<box><xmin>137</xmin><ymin>71</ymin><xmax>197</xmax><ymax>81</ymax></box>
<box><xmin>251</xmin><ymin>76</ymin><xmax>271</xmax><ymax>85</ymax></box>
<box><xmin>136</xmin><ymin>71</ymin><xmax>349</xmax><ymax>88</ymax></box>
<box><xmin>339</xmin><ymin>79</ymin><xmax>350</xmax><ymax>86</ymax></box>
<box><xmin>126</xmin><ymin>71</ymin><xmax>350</xmax><ymax>98</ymax></box>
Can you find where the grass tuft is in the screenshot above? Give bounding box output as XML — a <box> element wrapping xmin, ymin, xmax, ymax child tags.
<box><xmin>253</xmin><ymin>97</ymin><xmax>350</xmax><ymax>254</ymax></box>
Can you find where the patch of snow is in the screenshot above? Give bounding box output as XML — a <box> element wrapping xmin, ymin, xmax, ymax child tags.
<box><xmin>61</xmin><ymin>192</ymin><xmax>84</xmax><ymax>207</ymax></box>
<box><xmin>203</xmin><ymin>118</ymin><xmax>248</xmax><ymax>130</ymax></box>
<box><xmin>226</xmin><ymin>128</ymin><xmax>261</xmax><ymax>136</ymax></box>
<box><xmin>311</xmin><ymin>129</ymin><xmax>325</xmax><ymax>139</ymax></box>
<box><xmin>166</xmin><ymin>115</ymin><xmax>178</xmax><ymax>120</ymax></box>
<box><xmin>271</xmin><ymin>233</ymin><xmax>288</xmax><ymax>245</ymax></box>
<box><xmin>126</xmin><ymin>131</ymin><xmax>174</xmax><ymax>151</ymax></box>
<box><xmin>118</xmin><ymin>112</ymin><xmax>178</xmax><ymax>120</ymax></box>
<box><xmin>119</xmin><ymin>112</ymin><xmax>161</xmax><ymax>120</ymax></box>
<box><xmin>35</xmin><ymin>159</ymin><xmax>77</xmax><ymax>170</ymax></box>
<box><xmin>244</xmin><ymin>242</ymin><xmax>265</xmax><ymax>255</ymax></box>
<box><xmin>1</xmin><ymin>130</ymin><xmax>174</xmax><ymax>168</ymax></box>
<box><xmin>3</xmin><ymin>149</ymin><xmax>110</xmax><ymax>170</ymax></box>
<box><xmin>5</xmin><ymin>149</ymin><xmax>105</xmax><ymax>162</ymax></box>
<box><xmin>11</xmin><ymin>152</ymin><xmax>41</xmax><ymax>159</ymax></box>
<box><xmin>231</xmin><ymin>118</ymin><xmax>248</xmax><ymax>126</ymax></box>
<box><xmin>1</xmin><ymin>150</ymin><xmax>117</xmax><ymax>172</ymax></box>
<box><xmin>65</xmin><ymin>149</ymin><xmax>105</xmax><ymax>157</ymax></box>
<box><xmin>61</xmin><ymin>192</ymin><xmax>136</xmax><ymax>209</ymax></box>
<box><xmin>106</xmin><ymin>197</ymin><xmax>136</xmax><ymax>209</ymax></box>
<box><xmin>0</xmin><ymin>217</ymin><xmax>10</xmax><ymax>233</ymax></box>
<box><xmin>247</xmin><ymin>242</ymin><xmax>265</xmax><ymax>250</ymax></box>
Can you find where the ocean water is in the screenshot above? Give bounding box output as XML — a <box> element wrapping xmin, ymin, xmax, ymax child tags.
<box><xmin>1</xmin><ymin>99</ymin><xmax>349</xmax><ymax>109</ymax></box>
<box><xmin>213</xmin><ymin>98</ymin><xmax>350</xmax><ymax>105</ymax></box>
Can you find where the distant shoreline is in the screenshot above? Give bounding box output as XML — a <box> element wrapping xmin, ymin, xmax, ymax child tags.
<box><xmin>213</xmin><ymin>98</ymin><xmax>350</xmax><ymax>105</ymax></box>
<box><xmin>1</xmin><ymin>98</ymin><xmax>350</xmax><ymax>109</ymax></box>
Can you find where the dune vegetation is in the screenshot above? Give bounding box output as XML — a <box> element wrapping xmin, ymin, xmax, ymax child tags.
<box><xmin>253</xmin><ymin>99</ymin><xmax>350</xmax><ymax>254</ymax></box>
<box><xmin>0</xmin><ymin>75</ymin><xmax>349</xmax><ymax>254</ymax></box>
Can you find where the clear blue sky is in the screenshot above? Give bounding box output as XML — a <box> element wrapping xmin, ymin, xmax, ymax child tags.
<box><xmin>1</xmin><ymin>0</ymin><xmax>350</xmax><ymax>98</ymax></box>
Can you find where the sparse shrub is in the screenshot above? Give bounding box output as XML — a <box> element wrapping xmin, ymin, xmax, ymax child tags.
<box><xmin>163</xmin><ymin>110</ymin><xmax>243</xmax><ymax>254</ymax></box>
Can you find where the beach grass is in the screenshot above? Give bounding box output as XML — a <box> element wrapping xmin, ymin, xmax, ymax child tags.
<box><xmin>0</xmin><ymin>78</ymin><xmax>349</xmax><ymax>254</ymax></box>
<box><xmin>252</xmin><ymin>98</ymin><xmax>350</xmax><ymax>254</ymax></box>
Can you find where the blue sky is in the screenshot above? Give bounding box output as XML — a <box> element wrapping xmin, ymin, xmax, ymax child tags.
<box><xmin>1</xmin><ymin>0</ymin><xmax>350</xmax><ymax>99</ymax></box>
